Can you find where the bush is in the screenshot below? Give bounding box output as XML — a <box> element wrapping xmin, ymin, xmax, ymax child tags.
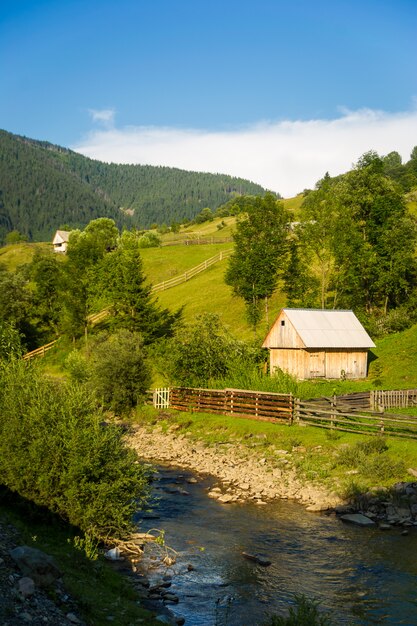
<box><xmin>89</xmin><ymin>329</ymin><xmax>151</xmax><ymax>415</ymax></box>
<box><xmin>64</xmin><ymin>350</ymin><xmax>90</xmax><ymax>383</ymax></box>
<box><xmin>156</xmin><ymin>313</ymin><xmax>261</xmax><ymax>387</ymax></box>
<box><xmin>0</xmin><ymin>360</ymin><xmax>150</xmax><ymax>539</ymax></box>
<box><xmin>0</xmin><ymin>321</ymin><xmax>23</xmax><ymax>361</ymax></box>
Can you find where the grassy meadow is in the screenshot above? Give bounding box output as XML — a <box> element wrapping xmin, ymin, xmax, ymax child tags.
<box><xmin>4</xmin><ymin>204</ymin><xmax>417</xmax><ymax>390</ymax></box>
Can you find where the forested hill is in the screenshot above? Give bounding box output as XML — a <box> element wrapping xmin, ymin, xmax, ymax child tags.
<box><xmin>0</xmin><ymin>130</ymin><xmax>269</xmax><ymax>242</ymax></box>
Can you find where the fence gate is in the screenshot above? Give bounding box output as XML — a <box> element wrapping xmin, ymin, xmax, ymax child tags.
<box><xmin>153</xmin><ymin>388</ymin><xmax>171</xmax><ymax>409</ymax></box>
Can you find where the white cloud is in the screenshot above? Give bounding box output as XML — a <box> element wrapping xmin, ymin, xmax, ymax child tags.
<box><xmin>73</xmin><ymin>108</ymin><xmax>417</xmax><ymax>197</ymax></box>
<box><xmin>88</xmin><ymin>108</ymin><xmax>115</xmax><ymax>128</ymax></box>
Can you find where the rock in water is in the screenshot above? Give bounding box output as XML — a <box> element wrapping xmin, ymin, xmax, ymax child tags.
<box><xmin>339</xmin><ymin>513</ymin><xmax>376</xmax><ymax>527</ymax></box>
<box><xmin>242</xmin><ymin>552</ymin><xmax>272</xmax><ymax>566</ymax></box>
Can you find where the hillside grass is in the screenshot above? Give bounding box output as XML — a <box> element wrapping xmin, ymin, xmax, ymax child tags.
<box><xmin>142</xmin><ymin>244</ymin><xmax>286</xmax><ymax>340</ymax></box>
<box><xmin>0</xmin><ymin>242</ymin><xmax>50</xmax><ymax>271</ymax></box>
<box><xmin>282</xmin><ymin>193</ymin><xmax>305</xmax><ymax>217</ymax></box>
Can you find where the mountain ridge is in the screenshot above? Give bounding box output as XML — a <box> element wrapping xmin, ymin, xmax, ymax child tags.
<box><xmin>0</xmin><ymin>129</ymin><xmax>270</xmax><ymax>242</ymax></box>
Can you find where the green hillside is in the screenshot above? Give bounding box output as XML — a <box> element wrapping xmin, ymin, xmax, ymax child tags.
<box><xmin>141</xmin><ymin>242</ymin><xmax>285</xmax><ymax>341</ymax></box>
<box><xmin>0</xmin><ymin>129</ymin><xmax>269</xmax><ymax>242</ymax></box>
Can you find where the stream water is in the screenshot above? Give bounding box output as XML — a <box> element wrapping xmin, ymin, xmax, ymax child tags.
<box><xmin>135</xmin><ymin>466</ymin><xmax>417</xmax><ymax>626</ymax></box>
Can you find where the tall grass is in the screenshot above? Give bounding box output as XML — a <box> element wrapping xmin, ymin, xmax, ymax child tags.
<box><xmin>213</xmin><ymin>363</ymin><xmax>372</xmax><ymax>398</ymax></box>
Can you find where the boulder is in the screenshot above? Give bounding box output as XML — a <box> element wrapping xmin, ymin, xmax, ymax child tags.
<box><xmin>9</xmin><ymin>546</ymin><xmax>62</xmax><ymax>587</ymax></box>
<box><xmin>339</xmin><ymin>513</ymin><xmax>376</xmax><ymax>527</ymax></box>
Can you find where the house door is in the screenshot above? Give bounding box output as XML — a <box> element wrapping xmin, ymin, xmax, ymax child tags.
<box><xmin>309</xmin><ymin>352</ymin><xmax>326</xmax><ymax>378</ymax></box>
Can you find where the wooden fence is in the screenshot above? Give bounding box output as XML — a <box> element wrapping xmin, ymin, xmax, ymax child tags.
<box><xmin>22</xmin><ymin>340</ymin><xmax>58</xmax><ymax>361</ymax></box>
<box><xmin>162</xmin><ymin>237</ymin><xmax>233</xmax><ymax>247</ymax></box>
<box><xmin>294</xmin><ymin>398</ymin><xmax>417</xmax><ymax>439</ymax></box>
<box><xmin>170</xmin><ymin>387</ymin><xmax>293</xmax><ymax>423</ymax></box>
<box><xmin>370</xmin><ymin>389</ymin><xmax>417</xmax><ymax>410</ymax></box>
<box><xmin>151</xmin><ymin>249</ymin><xmax>232</xmax><ymax>293</ymax></box>
<box><xmin>151</xmin><ymin>387</ymin><xmax>417</xmax><ymax>440</ymax></box>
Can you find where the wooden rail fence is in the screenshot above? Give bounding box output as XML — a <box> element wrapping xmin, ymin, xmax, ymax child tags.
<box><xmin>152</xmin><ymin>387</ymin><xmax>417</xmax><ymax>440</ymax></box>
<box><xmin>170</xmin><ymin>387</ymin><xmax>293</xmax><ymax>423</ymax></box>
<box><xmin>294</xmin><ymin>398</ymin><xmax>417</xmax><ymax>439</ymax></box>
<box><xmin>151</xmin><ymin>249</ymin><xmax>233</xmax><ymax>293</ymax></box>
<box><xmin>22</xmin><ymin>340</ymin><xmax>58</xmax><ymax>361</ymax></box>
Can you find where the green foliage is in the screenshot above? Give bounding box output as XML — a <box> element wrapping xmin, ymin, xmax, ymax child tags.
<box><xmin>0</xmin><ymin>360</ymin><xmax>150</xmax><ymax>539</ymax></box>
<box><xmin>137</xmin><ymin>231</ymin><xmax>161</xmax><ymax>248</ymax></box>
<box><xmin>0</xmin><ymin>265</ymin><xmax>36</xmax><ymax>348</ymax></box>
<box><xmin>296</xmin><ymin>152</ymin><xmax>417</xmax><ymax>316</ymax></box>
<box><xmin>64</xmin><ymin>350</ymin><xmax>90</xmax><ymax>383</ymax></box>
<box><xmin>88</xmin><ymin>330</ymin><xmax>151</xmax><ymax>415</ymax></box>
<box><xmin>335</xmin><ymin>438</ymin><xmax>406</xmax><ymax>483</ymax></box>
<box><xmin>225</xmin><ymin>193</ymin><xmax>290</xmax><ymax>327</ymax></box>
<box><xmin>155</xmin><ymin>313</ymin><xmax>259</xmax><ymax>387</ymax></box>
<box><xmin>91</xmin><ymin>230</ymin><xmax>181</xmax><ymax>342</ymax></box>
<box><xmin>5</xmin><ymin>230</ymin><xmax>28</xmax><ymax>244</ymax></box>
<box><xmin>0</xmin><ymin>321</ymin><xmax>23</xmax><ymax>361</ymax></box>
<box><xmin>25</xmin><ymin>249</ymin><xmax>63</xmax><ymax>340</ymax></box>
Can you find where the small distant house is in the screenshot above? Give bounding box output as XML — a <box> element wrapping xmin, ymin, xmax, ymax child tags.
<box><xmin>262</xmin><ymin>308</ymin><xmax>375</xmax><ymax>380</ymax></box>
<box><xmin>52</xmin><ymin>230</ymin><xmax>71</xmax><ymax>253</ymax></box>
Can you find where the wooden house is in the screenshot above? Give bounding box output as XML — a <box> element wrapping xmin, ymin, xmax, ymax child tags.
<box><xmin>52</xmin><ymin>230</ymin><xmax>71</xmax><ymax>253</ymax></box>
<box><xmin>262</xmin><ymin>308</ymin><xmax>375</xmax><ymax>380</ymax></box>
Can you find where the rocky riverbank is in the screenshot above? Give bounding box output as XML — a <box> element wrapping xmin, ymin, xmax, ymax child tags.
<box><xmin>128</xmin><ymin>423</ymin><xmax>341</xmax><ymax>511</ymax></box>
<box><xmin>128</xmin><ymin>421</ymin><xmax>417</xmax><ymax>532</ymax></box>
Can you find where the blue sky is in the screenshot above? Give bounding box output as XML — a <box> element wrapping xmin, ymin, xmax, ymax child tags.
<box><xmin>1</xmin><ymin>0</ymin><xmax>416</xmax><ymax>195</ymax></box>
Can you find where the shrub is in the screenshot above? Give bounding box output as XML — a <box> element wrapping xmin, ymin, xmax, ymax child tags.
<box><xmin>88</xmin><ymin>330</ymin><xmax>151</xmax><ymax>415</ymax></box>
<box><xmin>0</xmin><ymin>321</ymin><xmax>23</xmax><ymax>361</ymax></box>
<box><xmin>0</xmin><ymin>360</ymin><xmax>150</xmax><ymax>539</ymax></box>
<box><xmin>64</xmin><ymin>350</ymin><xmax>90</xmax><ymax>383</ymax></box>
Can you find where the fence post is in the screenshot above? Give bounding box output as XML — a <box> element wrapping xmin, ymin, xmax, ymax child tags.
<box><xmin>294</xmin><ymin>398</ymin><xmax>300</xmax><ymax>425</ymax></box>
<box><xmin>289</xmin><ymin>393</ymin><xmax>294</xmax><ymax>425</ymax></box>
<box><xmin>331</xmin><ymin>394</ymin><xmax>336</xmax><ymax>431</ymax></box>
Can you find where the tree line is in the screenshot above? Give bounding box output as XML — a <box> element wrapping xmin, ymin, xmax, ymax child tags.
<box><xmin>225</xmin><ymin>150</ymin><xmax>417</xmax><ymax>336</ymax></box>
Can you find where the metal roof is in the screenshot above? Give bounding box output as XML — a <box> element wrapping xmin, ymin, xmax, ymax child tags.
<box><xmin>283</xmin><ymin>308</ymin><xmax>375</xmax><ymax>349</ymax></box>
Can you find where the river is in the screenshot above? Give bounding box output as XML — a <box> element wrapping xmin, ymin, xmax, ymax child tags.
<box><xmin>135</xmin><ymin>466</ymin><xmax>417</xmax><ymax>626</ymax></box>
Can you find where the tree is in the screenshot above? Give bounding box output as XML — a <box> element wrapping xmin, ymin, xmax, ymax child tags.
<box><xmin>0</xmin><ymin>267</ymin><xmax>35</xmax><ymax>348</ymax></box>
<box><xmin>91</xmin><ymin>230</ymin><xmax>181</xmax><ymax>343</ymax></box>
<box><xmin>298</xmin><ymin>175</ymin><xmax>339</xmax><ymax>308</ymax></box>
<box><xmin>5</xmin><ymin>230</ymin><xmax>28</xmax><ymax>245</ymax></box>
<box><xmin>66</xmin><ymin>218</ymin><xmax>119</xmax><ymax>271</ymax></box>
<box><xmin>61</xmin><ymin>218</ymin><xmax>119</xmax><ymax>339</ymax></box>
<box><xmin>158</xmin><ymin>313</ymin><xmax>252</xmax><ymax>387</ymax></box>
<box><xmin>0</xmin><ymin>359</ymin><xmax>150</xmax><ymax>539</ymax></box>
<box><xmin>225</xmin><ymin>193</ymin><xmax>290</xmax><ymax>328</ymax></box>
<box><xmin>26</xmin><ymin>250</ymin><xmax>62</xmax><ymax>339</ymax></box>
<box><xmin>88</xmin><ymin>330</ymin><xmax>151</xmax><ymax>415</ymax></box>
